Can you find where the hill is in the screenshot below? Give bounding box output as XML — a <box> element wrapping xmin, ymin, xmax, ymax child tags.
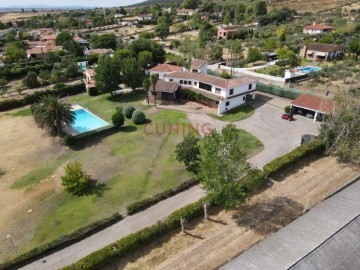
<box><xmin>268</xmin><ymin>0</ymin><xmax>359</xmax><ymax>13</ymax></box>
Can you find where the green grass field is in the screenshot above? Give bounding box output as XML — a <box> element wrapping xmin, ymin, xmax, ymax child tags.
<box><xmin>208</xmin><ymin>104</ymin><xmax>255</xmax><ymax>122</ymax></box>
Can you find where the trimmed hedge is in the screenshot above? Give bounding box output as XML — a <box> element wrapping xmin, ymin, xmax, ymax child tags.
<box><xmin>241</xmin><ymin>168</ymin><xmax>266</xmax><ymax>192</ymax></box>
<box><xmin>131</xmin><ymin>110</ymin><xmax>146</xmax><ymax>125</ymax></box>
<box><xmin>256</xmin><ymin>82</ymin><xmax>302</xmax><ymax>100</ymax></box>
<box><xmin>127</xmin><ymin>178</ymin><xmax>200</xmax><ymax>215</ymax></box>
<box><xmin>0</xmin><ymin>213</ymin><xmax>123</xmax><ymax>270</ymax></box>
<box><xmin>177</xmin><ymin>88</ymin><xmax>215</xmax><ymax>106</ymax></box>
<box><xmin>0</xmin><ymin>82</ymin><xmax>86</xmax><ymax>111</ymax></box>
<box><xmin>62</xmin><ymin>200</ymin><xmax>205</xmax><ymax>270</ymax></box>
<box><xmin>122</xmin><ymin>105</ymin><xmax>136</xmax><ymax>119</ymax></box>
<box><xmin>263</xmin><ymin>139</ymin><xmax>325</xmax><ymax>177</ymax></box>
<box><xmin>64</xmin><ymin>125</ymin><xmax>119</xmax><ymax>146</ymax></box>
<box><xmin>0</xmin><ymin>63</ymin><xmax>54</xmax><ymax>80</ymax></box>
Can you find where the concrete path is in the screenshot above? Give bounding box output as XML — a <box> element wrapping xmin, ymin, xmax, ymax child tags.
<box><xmin>20</xmin><ymin>186</ymin><xmax>205</xmax><ymax>270</ymax></box>
<box><xmin>221</xmin><ymin>175</ymin><xmax>360</xmax><ymax>270</ymax></box>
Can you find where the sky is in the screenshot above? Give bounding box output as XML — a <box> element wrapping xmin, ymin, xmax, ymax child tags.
<box><xmin>0</xmin><ymin>0</ymin><xmax>144</xmax><ymax>7</ymax></box>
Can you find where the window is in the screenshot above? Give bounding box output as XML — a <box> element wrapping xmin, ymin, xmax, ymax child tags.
<box><xmin>243</xmin><ymin>97</ymin><xmax>245</xmax><ymax>101</ymax></box>
<box><xmin>180</xmin><ymin>80</ymin><xmax>183</xmax><ymax>84</ymax></box>
<box><xmin>188</xmin><ymin>81</ymin><xmax>191</xmax><ymax>85</ymax></box>
<box><xmin>229</xmin><ymin>89</ymin><xmax>234</xmax><ymax>95</ymax></box>
<box><xmin>248</xmin><ymin>84</ymin><xmax>252</xmax><ymax>90</ymax></box>
<box><xmin>215</xmin><ymin>88</ymin><xmax>221</xmax><ymax>94</ymax></box>
<box><xmin>169</xmin><ymin>79</ymin><xmax>173</xmax><ymax>81</ymax></box>
<box><xmin>194</xmin><ymin>82</ymin><xmax>198</xmax><ymax>86</ymax></box>
<box><xmin>184</xmin><ymin>81</ymin><xmax>187</xmax><ymax>85</ymax></box>
<box><xmin>226</xmin><ymin>101</ymin><xmax>230</xmax><ymax>106</ymax></box>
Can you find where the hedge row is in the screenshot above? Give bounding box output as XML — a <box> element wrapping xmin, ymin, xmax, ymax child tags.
<box><xmin>64</xmin><ymin>125</ymin><xmax>119</xmax><ymax>146</ymax></box>
<box><xmin>256</xmin><ymin>83</ymin><xmax>304</xmax><ymax>100</ymax></box>
<box><xmin>0</xmin><ymin>213</ymin><xmax>123</xmax><ymax>270</ymax></box>
<box><xmin>127</xmin><ymin>178</ymin><xmax>200</xmax><ymax>215</ymax></box>
<box><xmin>0</xmin><ymin>82</ymin><xmax>86</xmax><ymax>111</ymax></box>
<box><xmin>62</xmin><ymin>200</ymin><xmax>205</xmax><ymax>270</ymax></box>
<box><xmin>177</xmin><ymin>88</ymin><xmax>216</xmax><ymax>107</ymax></box>
<box><xmin>263</xmin><ymin>139</ymin><xmax>325</xmax><ymax>177</ymax></box>
<box><xmin>0</xmin><ymin>63</ymin><xmax>54</xmax><ymax>80</ymax></box>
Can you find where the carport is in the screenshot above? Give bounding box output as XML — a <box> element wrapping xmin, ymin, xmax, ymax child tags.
<box><xmin>291</xmin><ymin>94</ymin><xmax>335</xmax><ymax>122</ymax></box>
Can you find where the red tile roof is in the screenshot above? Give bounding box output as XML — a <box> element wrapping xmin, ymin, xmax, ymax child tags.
<box><xmin>291</xmin><ymin>94</ymin><xmax>335</xmax><ymax>114</ymax></box>
<box><xmin>304</xmin><ymin>24</ymin><xmax>334</xmax><ymax>30</ymax></box>
<box><xmin>149</xmin><ymin>64</ymin><xmax>183</xmax><ymax>73</ymax></box>
<box><xmin>42</xmin><ymin>34</ymin><xmax>58</xmax><ymax>41</ymax></box>
<box><xmin>191</xmin><ymin>59</ymin><xmax>207</xmax><ymax>70</ymax></box>
<box><xmin>152</xmin><ymin>80</ymin><xmax>179</xmax><ymax>93</ymax></box>
<box><xmin>305</xmin><ymin>43</ymin><xmax>342</xmax><ymax>52</ymax></box>
<box><xmin>27</xmin><ymin>45</ymin><xmax>61</xmax><ymax>55</ymax></box>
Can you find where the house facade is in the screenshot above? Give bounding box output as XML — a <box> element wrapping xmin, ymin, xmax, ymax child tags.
<box><xmin>217</xmin><ymin>26</ymin><xmax>240</xmax><ymax>39</ymax></box>
<box><xmin>191</xmin><ymin>59</ymin><xmax>207</xmax><ymax>73</ymax></box>
<box><xmin>303</xmin><ymin>23</ymin><xmax>334</xmax><ymax>34</ymax></box>
<box><xmin>148</xmin><ymin>64</ymin><xmax>184</xmax><ymax>79</ymax></box>
<box><xmin>177</xmin><ymin>9</ymin><xmax>196</xmax><ymax>16</ymax></box>
<box><xmin>137</xmin><ymin>14</ymin><xmax>153</xmax><ymax>21</ymax></box>
<box><xmin>300</xmin><ymin>43</ymin><xmax>343</xmax><ymax>61</ymax></box>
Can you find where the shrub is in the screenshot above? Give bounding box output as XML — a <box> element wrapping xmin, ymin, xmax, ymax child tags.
<box><xmin>61</xmin><ymin>161</ymin><xmax>91</xmax><ymax>196</ymax></box>
<box><xmin>132</xmin><ymin>110</ymin><xmax>146</xmax><ymax>124</ymax></box>
<box><xmin>88</xmin><ymin>87</ymin><xmax>98</xmax><ymax>96</ymax></box>
<box><xmin>122</xmin><ymin>105</ymin><xmax>136</xmax><ymax>119</ymax></box>
<box><xmin>54</xmin><ymin>82</ymin><xmax>66</xmax><ymax>90</ymax></box>
<box><xmin>263</xmin><ymin>139</ymin><xmax>325</xmax><ymax>177</ymax></box>
<box><xmin>112</xmin><ymin>109</ymin><xmax>125</xmax><ymax>128</ymax></box>
<box><xmin>219</xmin><ymin>71</ymin><xmax>231</xmax><ymax>79</ymax></box>
<box><xmin>63</xmin><ymin>134</ymin><xmax>76</xmax><ymax>146</ymax></box>
<box><xmin>284</xmin><ymin>105</ymin><xmax>291</xmax><ymax>113</ymax></box>
<box><xmin>241</xmin><ymin>168</ymin><xmax>265</xmax><ymax>192</ymax></box>
<box><xmin>22</xmin><ymin>71</ymin><xmax>40</xmax><ymax>89</ymax></box>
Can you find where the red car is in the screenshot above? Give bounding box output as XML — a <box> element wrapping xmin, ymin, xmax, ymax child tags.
<box><xmin>281</xmin><ymin>113</ymin><xmax>294</xmax><ymax>121</ymax></box>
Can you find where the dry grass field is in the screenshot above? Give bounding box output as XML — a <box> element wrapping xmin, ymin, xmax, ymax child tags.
<box><xmin>0</xmin><ymin>12</ymin><xmax>56</xmax><ymax>23</ymax></box>
<box><xmin>269</xmin><ymin>0</ymin><xmax>359</xmax><ymax>13</ymax></box>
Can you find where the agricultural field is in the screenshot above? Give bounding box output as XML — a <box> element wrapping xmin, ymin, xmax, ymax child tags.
<box><xmin>0</xmin><ymin>12</ymin><xmax>57</xmax><ymax>23</ymax></box>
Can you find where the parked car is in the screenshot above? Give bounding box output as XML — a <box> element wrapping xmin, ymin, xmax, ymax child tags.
<box><xmin>281</xmin><ymin>113</ymin><xmax>294</xmax><ymax>121</ymax></box>
<box><xmin>297</xmin><ymin>109</ymin><xmax>304</xmax><ymax>115</ymax></box>
<box><xmin>306</xmin><ymin>113</ymin><xmax>314</xmax><ymax>118</ymax></box>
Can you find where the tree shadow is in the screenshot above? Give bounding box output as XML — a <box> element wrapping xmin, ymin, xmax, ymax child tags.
<box><xmin>120</xmin><ymin>125</ymin><xmax>137</xmax><ymax>133</ymax></box>
<box><xmin>107</xmin><ymin>91</ymin><xmax>146</xmax><ymax>103</ymax></box>
<box><xmin>82</xmin><ymin>180</ymin><xmax>109</xmax><ymax>197</ymax></box>
<box><xmin>69</xmin><ymin>136</ymin><xmax>105</xmax><ymax>151</ymax></box>
<box><xmin>184</xmin><ymin>231</ymin><xmax>204</xmax><ymax>240</ymax></box>
<box><xmin>233</xmin><ymin>197</ymin><xmax>303</xmax><ymax>235</ymax></box>
<box><xmin>208</xmin><ymin>217</ymin><xmax>227</xmax><ymax>225</ymax></box>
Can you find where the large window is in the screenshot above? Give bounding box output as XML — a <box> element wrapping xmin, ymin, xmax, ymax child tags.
<box><xmin>199</xmin><ymin>82</ymin><xmax>212</xmax><ymax>92</ymax></box>
<box><xmin>215</xmin><ymin>88</ymin><xmax>221</xmax><ymax>94</ymax></box>
<box><xmin>229</xmin><ymin>89</ymin><xmax>234</xmax><ymax>95</ymax></box>
<box><xmin>226</xmin><ymin>101</ymin><xmax>230</xmax><ymax>106</ymax></box>
<box><xmin>180</xmin><ymin>80</ymin><xmax>183</xmax><ymax>84</ymax></box>
<box><xmin>248</xmin><ymin>84</ymin><xmax>252</xmax><ymax>90</ymax></box>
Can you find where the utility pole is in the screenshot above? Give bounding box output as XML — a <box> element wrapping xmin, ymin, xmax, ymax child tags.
<box><xmin>6</xmin><ymin>234</ymin><xmax>19</xmax><ymax>256</ymax></box>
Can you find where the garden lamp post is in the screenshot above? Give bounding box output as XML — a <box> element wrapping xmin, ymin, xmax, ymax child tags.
<box><xmin>6</xmin><ymin>234</ymin><xmax>19</xmax><ymax>256</ymax></box>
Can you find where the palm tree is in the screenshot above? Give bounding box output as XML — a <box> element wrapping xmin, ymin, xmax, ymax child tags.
<box><xmin>143</xmin><ymin>78</ymin><xmax>151</xmax><ymax>106</ymax></box>
<box><xmin>150</xmin><ymin>74</ymin><xmax>159</xmax><ymax>107</ymax></box>
<box><xmin>31</xmin><ymin>95</ymin><xmax>75</xmax><ymax>136</ymax></box>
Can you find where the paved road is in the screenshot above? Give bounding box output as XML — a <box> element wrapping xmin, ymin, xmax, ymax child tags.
<box><xmin>221</xmin><ymin>174</ymin><xmax>360</xmax><ymax>270</ymax></box>
<box><xmin>187</xmin><ymin>98</ymin><xmax>320</xmax><ymax>168</ymax></box>
<box><xmin>20</xmin><ymin>186</ymin><xmax>205</xmax><ymax>270</ymax></box>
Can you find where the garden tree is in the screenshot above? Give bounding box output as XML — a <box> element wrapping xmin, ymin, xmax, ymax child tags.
<box><xmin>247</xmin><ymin>47</ymin><xmax>264</xmax><ymax>63</ymax></box>
<box><xmin>181</xmin><ymin>0</ymin><xmax>201</xmax><ymax>9</ymax></box>
<box><xmin>174</xmin><ymin>23</ymin><xmax>187</xmax><ymax>36</ymax></box>
<box><xmin>199</xmin><ymin>124</ymin><xmax>252</xmax><ymax>208</ymax></box>
<box><xmin>0</xmin><ymin>77</ymin><xmax>8</xmax><ymax>97</ymax></box>
<box><xmin>112</xmin><ymin>107</ymin><xmax>125</xmax><ymax>128</ymax></box>
<box><xmin>22</xmin><ymin>71</ymin><xmax>40</xmax><ymax>89</ymax></box>
<box><xmin>210</xmin><ymin>43</ymin><xmax>223</xmax><ymax>60</ymax></box>
<box><xmin>276</xmin><ymin>47</ymin><xmax>292</xmax><ymax>60</ymax></box>
<box><xmin>113</xmin><ymin>48</ymin><xmax>134</xmax><ymax>67</ymax></box>
<box><xmin>219</xmin><ymin>70</ymin><xmax>231</xmax><ymax>79</ymax></box>
<box><xmin>175</xmin><ymin>134</ymin><xmax>200</xmax><ymax>174</ymax></box>
<box><xmin>92</xmin><ymin>34</ymin><xmax>117</xmax><ymax>50</ymax></box>
<box><xmin>319</xmin><ymin>92</ymin><xmax>360</xmax><ymax>163</ymax></box>
<box><xmin>31</xmin><ymin>95</ymin><xmax>75</xmax><ymax>136</ymax></box>
<box><xmin>150</xmin><ymin>74</ymin><xmax>159</xmax><ymax>106</ymax></box>
<box><xmin>51</xmin><ymin>63</ymin><xmax>66</xmax><ymax>83</ymax></box>
<box><xmin>55</xmin><ymin>31</ymin><xmax>73</xmax><ymax>46</ymax></box>
<box><xmin>130</xmin><ymin>39</ymin><xmax>166</xmax><ymax>66</ymax></box>
<box><xmin>39</xmin><ymin>70</ymin><xmax>51</xmax><ymax>82</ymax></box>
<box><xmin>143</xmin><ymin>77</ymin><xmax>151</xmax><ymax>106</ymax></box>
<box><xmin>223</xmin><ymin>9</ymin><xmax>231</xmax><ymax>25</ymax></box>
<box><xmin>231</xmin><ymin>39</ymin><xmax>242</xmax><ymax>60</ymax></box>
<box><xmin>263</xmin><ymin>37</ymin><xmax>277</xmax><ymax>52</ymax></box>
<box><xmin>44</xmin><ymin>51</ymin><xmax>61</xmax><ymax>64</ymax></box>
<box><xmin>348</xmin><ymin>38</ymin><xmax>360</xmax><ymax>59</ymax></box>
<box><xmin>65</xmin><ymin>62</ymin><xmax>80</xmax><ymax>79</ymax></box>
<box><xmin>121</xmin><ymin>57</ymin><xmax>144</xmax><ymax>90</ymax></box>
<box><xmin>63</xmin><ymin>39</ymin><xmax>83</xmax><ymax>56</ymax></box>
<box><xmin>189</xmin><ymin>12</ymin><xmax>203</xmax><ymax>30</ymax></box>
<box><xmin>256</xmin><ymin>1</ymin><xmax>267</xmax><ymax>16</ymax></box>
<box><xmin>118</xmin><ymin>7</ymin><xmax>127</xmax><ymax>15</ymax></box>
<box><xmin>61</xmin><ymin>161</ymin><xmax>91</xmax><ymax>196</ymax></box>
<box><xmin>95</xmin><ymin>55</ymin><xmax>120</xmax><ymax>95</ymax></box>
<box><xmin>138</xmin><ymin>51</ymin><xmax>153</xmax><ymax>69</ymax></box>
<box><xmin>5</xmin><ymin>32</ymin><xmax>15</xmax><ymax>43</ymax></box>
<box><xmin>155</xmin><ymin>16</ymin><xmax>170</xmax><ymax>40</ymax></box>
<box><xmin>4</xmin><ymin>42</ymin><xmax>25</xmax><ymax>63</ymax></box>
<box><xmin>198</xmin><ymin>21</ymin><xmax>217</xmax><ymax>45</ymax></box>
<box><xmin>287</xmin><ymin>52</ymin><xmax>301</xmax><ymax>68</ymax></box>
<box><xmin>276</xmin><ymin>25</ymin><xmax>287</xmax><ymax>48</ymax></box>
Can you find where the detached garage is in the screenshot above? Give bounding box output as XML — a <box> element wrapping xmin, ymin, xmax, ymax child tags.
<box><xmin>291</xmin><ymin>94</ymin><xmax>335</xmax><ymax>122</ymax></box>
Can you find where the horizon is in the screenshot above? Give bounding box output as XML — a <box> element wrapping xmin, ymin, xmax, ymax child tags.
<box><xmin>0</xmin><ymin>0</ymin><xmax>145</xmax><ymax>8</ymax></box>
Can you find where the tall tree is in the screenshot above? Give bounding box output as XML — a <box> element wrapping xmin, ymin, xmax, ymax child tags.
<box><xmin>4</xmin><ymin>42</ymin><xmax>25</xmax><ymax>63</ymax></box>
<box><xmin>256</xmin><ymin>1</ymin><xmax>267</xmax><ymax>16</ymax></box>
<box><xmin>150</xmin><ymin>74</ymin><xmax>158</xmax><ymax>106</ymax></box>
<box><xmin>155</xmin><ymin>16</ymin><xmax>170</xmax><ymax>40</ymax></box>
<box><xmin>223</xmin><ymin>9</ymin><xmax>231</xmax><ymax>25</ymax></box>
<box><xmin>55</xmin><ymin>31</ymin><xmax>73</xmax><ymax>46</ymax></box>
<box><xmin>199</xmin><ymin>124</ymin><xmax>252</xmax><ymax>208</ymax></box>
<box><xmin>95</xmin><ymin>55</ymin><xmax>120</xmax><ymax>95</ymax></box>
<box><xmin>348</xmin><ymin>38</ymin><xmax>360</xmax><ymax>59</ymax></box>
<box><xmin>143</xmin><ymin>78</ymin><xmax>151</xmax><ymax>106</ymax></box>
<box><xmin>31</xmin><ymin>95</ymin><xmax>75</xmax><ymax>136</ymax></box>
<box><xmin>121</xmin><ymin>57</ymin><xmax>144</xmax><ymax>90</ymax></box>
<box><xmin>175</xmin><ymin>134</ymin><xmax>200</xmax><ymax>174</ymax></box>
<box><xmin>198</xmin><ymin>21</ymin><xmax>217</xmax><ymax>45</ymax></box>
<box><xmin>138</xmin><ymin>51</ymin><xmax>153</xmax><ymax>69</ymax></box>
<box><xmin>0</xmin><ymin>77</ymin><xmax>8</xmax><ymax>97</ymax></box>
<box><xmin>277</xmin><ymin>25</ymin><xmax>287</xmax><ymax>48</ymax></box>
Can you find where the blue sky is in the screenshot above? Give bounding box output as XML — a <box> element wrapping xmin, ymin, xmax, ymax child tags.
<box><xmin>0</xmin><ymin>0</ymin><xmax>143</xmax><ymax>7</ymax></box>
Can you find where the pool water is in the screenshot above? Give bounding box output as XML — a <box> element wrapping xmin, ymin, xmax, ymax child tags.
<box><xmin>297</xmin><ymin>66</ymin><xmax>321</xmax><ymax>73</ymax></box>
<box><xmin>71</xmin><ymin>109</ymin><xmax>109</xmax><ymax>133</ymax></box>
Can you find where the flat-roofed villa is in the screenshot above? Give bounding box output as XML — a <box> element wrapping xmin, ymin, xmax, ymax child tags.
<box><xmin>300</xmin><ymin>43</ymin><xmax>343</xmax><ymax>61</ymax></box>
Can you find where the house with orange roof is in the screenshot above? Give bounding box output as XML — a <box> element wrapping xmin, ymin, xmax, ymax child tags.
<box><xmin>303</xmin><ymin>23</ymin><xmax>334</xmax><ymax>34</ymax></box>
<box><xmin>291</xmin><ymin>94</ymin><xmax>335</xmax><ymax>121</ymax></box>
<box><xmin>148</xmin><ymin>64</ymin><xmax>184</xmax><ymax>79</ymax></box>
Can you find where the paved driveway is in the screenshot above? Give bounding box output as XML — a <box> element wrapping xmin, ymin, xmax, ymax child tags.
<box><xmin>187</xmin><ymin>100</ymin><xmax>320</xmax><ymax>168</ymax></box>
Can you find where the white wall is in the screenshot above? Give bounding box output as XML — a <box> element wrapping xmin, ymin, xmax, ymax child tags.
<box><xmin>150</xmin><ymin>70</ymin><xmax>168</xmax><ymax>79</ymax></box>
<box><xmin>218</xmin><ymin>95</ymin><xmax>246</xmax><ymax>114</ymax></box>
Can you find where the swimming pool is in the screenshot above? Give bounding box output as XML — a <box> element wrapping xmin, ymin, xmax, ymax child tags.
<box><xmin>71</xmin><ymin>108</ymin><xmax>109</xmax><ymax>134</ymax></box>
<box><xmin>297</xmin><ymin>66</ymin><xmax>321</xmax><ymax>74</ymax></box>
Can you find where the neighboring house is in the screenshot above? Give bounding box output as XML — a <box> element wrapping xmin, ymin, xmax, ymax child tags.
<box><xmin>303</xmin><ymin>23</ymin><xmax>334</xmax><ymax>34</ymax></box>
<box><xmin>137</xmin><ymin>14</ymin><xmax>153</xmax><ymax>21</ymax></box>
<box><xmin>74</xmin><ymin>36</ymin><xmax>90</xmax><ymax>46</ymax></box>
<box><xmin>151</xmin><ymin>80</ymin><xmax>180</xmax><ymax>101</ymax></box>
<box><xmin>164</xmin><ymin>71</ymin><xmax>256</xmax><ymax>114</ymax></box>
<box><xmin>177</xmin><ymin>9</ymin><xmax>196</xmax><ymax>16</ymax></box>
<box><xmin>26</xmin><ymin>45</ymin><xmax>62</xmax><ymax>59</ymax></box>
<box><xmin>300</xmin><ymin>43</ymin><xmax>343</xmax><ymax>61</ymax></box>
<box><xmin>121</xmin><ymin>21</ymin><xmax>133</xmax><ymax>27</ymax></box>
<box><xmin>148</xmin><ymin>64</ymin><xmax>184</xmax><ymax>79</ymax></box>
<box><xmin>42</xmin><ymin>34</ymin><xmax>58</xmax><ymax>42</ymax></box>
<box><xmin>27</xmin><ymin>40</ymin><xmax>56</xmax><ymax>48</ymax></box>
<box><xmin>29</xmin><ymin>28</ymin><xmax>55</xmax><ymax>38</ymax></box>
<box><xmin>291</xmin><ymin>94</ymin><xmax>335</xmax><ymax>122</ymax></box>
<box><xmin>191</xmin><ymin>59</ymin><xmax>207</xmax><ymax>74</ymax></box>
<box><xmin>84</xmin><ymin>48</ymin><xmax>114</xmax><ymax>56</ymax></box>
<box><xmin>217</xmin><ymin>25</ymin><xmax>240</xmax><ymax>39</ymax></box>
<box><xmin>115</xmin><ymin>14</ymin><xmax>125</xmax><ymax>19</ymax></box>
<box><xmin>83</xmin><ymin>69</ymin><xmax>96</xmax><ymax>91</ymax></box>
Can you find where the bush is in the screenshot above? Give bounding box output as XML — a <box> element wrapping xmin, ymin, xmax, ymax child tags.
<box><xmin>284</xmin><ymin>105</ymin><xmax>291</xmax><ymax>113</ymax></box>
<box><xmin>131</xmin><ymin>110</ymin><xmax>146</xmax><ymax>124</ymax></box>
<box><xmin>63</xmin><ymin>134</ymin><xmax>76</xmax><ymax>146</ymax></box>
<box><xmin>127</xmin><ymin>179</ymin><xmax>199</xmax><ymax>215</ymax></box>
<box><xmin>88</xmin><ymin>87</ymin><xmax>98</xmax><ymax>96</ymax></box>
<box><xmin>112</xmin><ymin>109</ymin><xmax>125</xmax><ymax>128</ymax></box>
<box><xmin>0</xmin><ymin>213</ymin><xmax>123</xmax><ymax>270</ymax></box>
<box><xmin>122</xmin><ymin>105</ymin><xmax>136</xmax><ymax>119</ymax></box>
<box><xmin>256</xmin><ymin>82</ymin><xmax>303</xmax><ymax>100</ymax></box>
<box><xmin>263</xmin><ymin>139</ymin><xmax>325</xmax><ymax>177</ymax></box>
<box><xmin>61</xmin><ymin>161</ymin><xmax>91</xmax><ymax>196</ymax></box>
<box><xmin>219</xmin><ymin>71</ymin><xmax>231</xmax><ymax>79</ymax></box>
<box><xmin>241</xmin><ymin>169</ymin><xmax>265</xmax><ymax>192</ymax></box>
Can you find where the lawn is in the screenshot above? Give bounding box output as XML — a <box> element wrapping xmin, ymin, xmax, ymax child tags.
<box><xmin>207</xmin><ymin>104</ymin><xmax>255</xmax><ymax>122</ymax></box>
<box><xmin>255</xmin><ymin>65</ymin><xmax>285</xmax><ymax>77</ymax></box>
